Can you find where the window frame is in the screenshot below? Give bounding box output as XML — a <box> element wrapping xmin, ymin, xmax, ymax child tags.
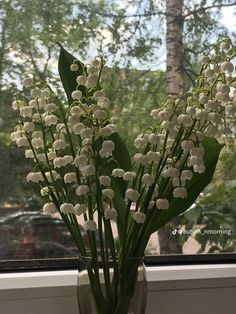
<box><xmin>1</xmin><ymin>253</ymin><xmax>236</xmax><ymax>273</ymax></box>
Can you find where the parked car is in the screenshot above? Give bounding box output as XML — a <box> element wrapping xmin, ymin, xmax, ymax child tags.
<box><xmin>0</xmin><ymin>211</ymin><xmax>84</xmax><ymax>259</ymax></box>
<box><xmin>0</xmin><ymin>241</ymin><xmax>77</xmax><ymax>260</ymax></box>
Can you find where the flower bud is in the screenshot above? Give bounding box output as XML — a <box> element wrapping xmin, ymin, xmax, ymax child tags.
<box><xmin>112</xmin><ymin>168</ymin><xmax>125</xmax><ymax>177</ymax></box>
<box><xmin>94</xmin><ymin>90</ymin><xmax>105</xmax><ymax>100</ymax></box>
<box><xmin>147</xmin><ymin>151</ymin><xmax>160</xmax><ymax>163</ymax></box>
<box><xmin>99</xmin><ymin>176</ymin><xmax>111</xmax><ymax>187</ymax></box>
<box><xmin>162</xmin><ymin>167</ymin><xmax>180</xmax><ymax>178</ymax></box>
<box><xmin>99</xmin><ymin>126</ymin><xmax>113</xmax><ymax>137</ymax></box>
<box><xmin>178</xmin><ymin>114</ymin><xmax>192</xmax><ymax>126</ymax></box>
<box><xmin>105</xmin><ymin>208</ymin><xmax>117</xmax><ymax>220</ymax></box>
<box><xmin>125</xmin><ymin>189</ymin><xmax>140</xmax><ymax>202</ymax></box>
<box><xmin>31</xmin><ymin>88</ymin><xmax>41</xmax><ymax>98</ymax></box>
<box><xmin>43</xmin><ymin>203</ymin><xmax>57</xmax><ymax>214</ymax></box>
<box><xmin>74</xmin><ymin>155</ymin><xmax>87</xmax><ymax>168</ymax></box>
<box><xmin>23</xmin><ymin>122</ymin><xmax>35</xmax><ymax>132</ymax></box>
<box><xmin>70</xmin><ymin>63</ymin><xmax>79</xmax><ymax>71</ymax></box>
<box><xmin>142</xmin><ymin>174</ymin><xmax>154</xmax><ymax>186</ymax></box>
<box><xmin>71</xmin><ymin>90</ymin><xmax>82</xmax><ymax>101</ymax></box>
<box><xmin>148</xmin><ymin>134</ymin><xmax>160</xmax><ymax>144</ymax></box>
<box><xmin>221</xmin><ymin>61</ymin><xmax>234</xmax><ymax>73</ymax></box>
<box><xmin>25</xmin><ymin>149</ymin><xmax>34</xmax><ymax>158</ymax></box>
<box><xmin>16</xmin><ymin>136</ymin><xmax>29</xmax><ymax>147</ymax></box>
<box><xmin>36</xmin><ymin>153</ymin><xmax>47</xmax><ymax>163</ymax></box>
<box><xmin>156</xmin><ymin>199</ymin><xmax>169</xmax><ymax>210</ymax></box>
<box><xmin>133</xmin><ymin>212</ymin><xmax>146</xmax><ymax>224</ymax></box>
<box><xmin>41</xmin><ymin>90</ymin><xmax>51</xmax><ymax>99</ymax></box>
<box><xmin>123</xmin><ymin>171</ymin><xmax>136</xmax><ymax>181</ymax></box>
<box><xmin>84</xmin><ymin>220</ymin><xmax>97</xmax><ymax>231</ymax></box>
<box><xmin>31</xmin><ymin>138</ymin><xmax>44</xmax><ymax>148</ymax></box>
<box><xmin>98</xmin><ymin>97</ymin><xmax>110</xmax><ymax>109</ymax></box>
<box><xmin>93</xmin><ymin>109</ymin><xmax>106</xmax><ymax>120</ymax></box>
<box><xmin>181</xmin><ymin>170</ymin><xmax>193</xmax><ymax>181</ymax></box>
<box><xmin>194</xmin><ymin>165</ymin><xmax>205</xmax><ymax>173</ymax></box>
<box><xmin>102</xmin><ymin>188</ymin><xmax>114</xmax><ymax>199</ymax></box>
<box><xmin>86</xmin><ymin>74</ymin><xmax>98</xmax><ymax>88</ymax></box>
<box><xmin>23</xmin><ymin>77</ymin><xmax>33</xmax><ymax>88</ymax></box>
<box><xmin>74</xmin><ymin>204</ymin><xmax>87</xmax><ymax>215</ymax></box>
<box><xmin>64</xmin><ymin>156</ymin><xmax>74</xmax><ymax>166</ymax></box>
<box><xmin>81</xmin><ymin>164</ymin><xmax>95</xmax><ymax>177</ymax></box>
<box><xmin>76</xmin><ymin>76</ymin><xmax>87</xmax><ymax>85</ymax></box>
<box><xmin>80</xmin><ymin>128</ymin><xmax>93</xmax><ymax>139</ymax></box>
<box><xmin>20</xmin><ymin>106</ymin><xmax>32</xmax><ymax>118</ymax></box>
<box><xmin>45</xmin><ymin>170</ymin><xmax>60</xmax><ymax>182</ymax></box>
<box><xmin>134</xmin><ymin>137</ymin><xmax>147</xmax><ymax>149</ymax></box>
<box><xmin>60</xmin><ymin>203</ymin><xmax>74</xmax><ymax>214</ymax></box>
<box><xmin>44</xmin><ymin>115</ymin><xmax>58</xmax><ymax>126</ymax></box>
<box><xmin>181</xmin><ymin>140</ymin><xmax>194</xmax><ymax>151</ymax></box>
<box><xmin>73</xmin><ymin>123</ymin><xmax>85</xmax><ymax>134</ymax></box>
<box><xmin>76</xmin><ymin>185</ymin><xmax>90</xmax><ymax>196</ymax></box>
<box><xmin>53</xmin><ymin>139</ymin><xmax>66</xmax><ymax>150</ymax></box>
<box><xmin>173</xmin><ymin>187</ymin><xmax>187</xmax><ymax>198</ymax></box>
<box><xmin>26</xmin><ymin>172</ymin><xmax>44</xmax><ymax>183</ymax></box>
<box><xmin>64</xmin><ymin>172</ymin><xmax>77</xmax><ymax>183</ymax></box>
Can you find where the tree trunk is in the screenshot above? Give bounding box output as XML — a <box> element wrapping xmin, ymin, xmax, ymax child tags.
<box><xmin>158</xmin><ymin>0</ymin><xmax>184</xmax><ymax>254</ymax></box>
<box><xmin>165</xmin><ymin>0</ymin><xmax>184</xmax><ymax>97</ymax></box>
<box><xmin>0</xmin><ymin>2</ymin><xmax>10</xmax><ymax>89</ymax></box>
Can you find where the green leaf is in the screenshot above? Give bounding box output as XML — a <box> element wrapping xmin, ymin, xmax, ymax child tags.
<box><xmin>57</xmin><ymin>43</ymin><xmax>132</xmax><ymax>177</ymax></box>
<box><xmin>57</xmin><ymin>43</ymin><xmax>132</xmax><ymax>222</ymax></box>
<box><xmin>93</xmin><ymin>133</ymin><xmax>132</xmax><ymax>243</ymax></box>
<box><xmin>110</xmin><ymin>133</ymin><xmax>132</xmax><ymax>172</ymax></box>
<box><xmin>94</xmin><ymin>132</ymin><xmax>132</xmax><ymax>234</ymax></box>
<box><xmin>149</xmin><ymin>137</ymin><xmax>224</xmax><ymax>234</ymax></box>
<box><xmin>57</xmin><ymin>42</ymin><xmax>85</xmax><ymax>105</ymax></box>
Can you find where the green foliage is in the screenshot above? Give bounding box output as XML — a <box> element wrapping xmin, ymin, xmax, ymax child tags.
<box><xmin>182</xmin><ymin>179</ymin><xmax>236</xmax><ymax>253</ymax></box>
<box><xmin>100</xmin><ymin>67</ymin><xmax>166</xmax><ymax>152</ymax></box>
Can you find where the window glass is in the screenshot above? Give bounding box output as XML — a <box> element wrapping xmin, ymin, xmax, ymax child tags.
<box><xmin>0</xmin><ymin>0</ymin><xmax>236</xmax><ymax>263</ymax></box>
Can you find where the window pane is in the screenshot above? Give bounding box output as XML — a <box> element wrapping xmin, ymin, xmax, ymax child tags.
<box><xmin>0</xmin><ymin>0</ymin><xmax>236</xmax><ymax>263</ymax></box>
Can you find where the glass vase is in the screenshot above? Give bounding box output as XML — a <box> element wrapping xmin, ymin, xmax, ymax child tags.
<box><xmin>77</xmin><ymin>256</ymin><xmax>147</xmax><ymax>314</ymax></box>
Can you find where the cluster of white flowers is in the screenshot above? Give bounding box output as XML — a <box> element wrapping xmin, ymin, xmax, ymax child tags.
<box><xmin>11</xmin><ymin>57</ymin><xmax>120</xmax><ymax>232</ymax></box>
<box><xmin>129</xmin><ymin>40</ymin><xmax>235</xmax><ymax>214</ymax></box>
<box><xmin>11</xmin><ymin>39</ymin><xmax>236</xmax><ymax>233</ymax></box>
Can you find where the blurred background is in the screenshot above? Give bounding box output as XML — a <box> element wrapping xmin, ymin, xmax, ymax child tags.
<box><xmin>0</xmin><ymin>0</ymin><xmax>236</xmax><ymax>261</ymax></box>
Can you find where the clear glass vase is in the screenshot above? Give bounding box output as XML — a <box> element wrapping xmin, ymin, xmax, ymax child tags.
<box><xmin>77</xmin><ymin>256</ymin><xmax>147</xmax><ymax>314</ymax></box>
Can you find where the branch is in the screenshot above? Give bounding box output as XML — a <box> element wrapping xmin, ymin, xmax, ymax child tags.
<box><xmin>184</xmin><ymin>68</ymin><xmax>196</xmax><ymax>86</ymax></box>
<box><xmin>184</xmin><ymin>2</ymin><xmax>236</xmax><ymax>18</ymax></box>
<box><xmin>43</xmin><ymin>47</ymin><xmax>52</xmax><ymax>78</ymax></box>
<box><xmin>93</xmin><ymin>10</ymin><xmax>166</xmax><ymax>18</ymax></box>
<box><xmin>78</xmin><ymin>3</ymin><xmax>165</xmax><ymax>19</ymax></box>
<box><xmin>185</xmin><ymin>47</ymin><xmax>206</xmax><ymax>55</ymax></box>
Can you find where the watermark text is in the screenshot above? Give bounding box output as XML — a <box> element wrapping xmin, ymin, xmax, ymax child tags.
<box><xmin>171</xmin><ymin>228</ymin><xmax>232</xmax><ymax>236</ymax></box>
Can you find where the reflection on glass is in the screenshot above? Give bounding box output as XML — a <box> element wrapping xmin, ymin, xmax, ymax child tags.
<box><xmin>0</xmin><ymin>205</ymin><xmax>79</xmax><ymax>260</ymax></box>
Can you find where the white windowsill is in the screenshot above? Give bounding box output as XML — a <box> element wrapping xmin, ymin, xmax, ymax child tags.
<box><xmin>1</xmin><ymin>264</ymin><xmax>236</xmax><ymax>314</ymax></box>
<box><xmin>0</xmin><ymin>264</ymin><xmax>236</xmax><ymax>292</ymax></box>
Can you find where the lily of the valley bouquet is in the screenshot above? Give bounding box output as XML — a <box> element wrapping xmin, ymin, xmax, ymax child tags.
<box><xmin>11</xmin><ymin>39</ymin><xmax>235</xmax><ymax>314</ymax></box>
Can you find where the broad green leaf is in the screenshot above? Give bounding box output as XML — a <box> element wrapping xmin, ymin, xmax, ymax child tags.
<box><xmin>93</xmin><ymin>132</ymin><xmax>132</xmax><ymax>237</ymax></box>
<box><xmin>57</xmin><ymin>42</ymin><xmax>85</xmax><ymax>105</ymax></box>
<box><xmin>57</xmin><ymin>44</ymin><xmax>132</xmax><ymax>195</ymax></box>
<box><xmin>149</xmin><ymin>137</ymin><xmax>224</xmax><ymax>234</ymax></box>
<box><xmin>110</xmin><ymin>133</ymin><xmax>132</xmax><ymax>172</ymax></box>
